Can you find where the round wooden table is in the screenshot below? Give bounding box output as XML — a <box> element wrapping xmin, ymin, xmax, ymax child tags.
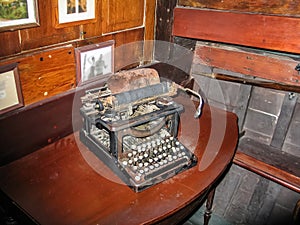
<box><xmin>0</xmin><ymin>97</ymin><xmax>238</xmax><ymax>225</ymax></box>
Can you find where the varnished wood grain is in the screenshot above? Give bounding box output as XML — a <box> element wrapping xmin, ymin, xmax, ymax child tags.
<box><xmin>18</xmin><ymin>46</ymin><xmax>76</xmax><ymax>105</ymax></box>
<box><xmin>0</xmin><ymin>31</ymin><xmax>21</xmax><ymax>57</ymax></box>
<box><xmin>19</xmin><ymin>0</ymin><xmax>79</xmax><ymax>50</ymax></box>
<box><xmin>173</xmin><ymin>7</ymin><xmax>300</xmax><ymax>54</ymax></box>
<box><xmin>0</xmin><ymin>97</ymin><xmax>238</xmax><ymax>224</ymax></box>
<box><xmin>179</xmin><ymin>0</ymin><xmax>300</xmax><ymax>16</ymax></box>
<box><xmin>143</xmin><ymin>0</ymin><xmax>156</xmax><ymax>62</ymax></box>
<box><xmin>114</xmin><ymin>29</ymin><xmax>145</xmax><ymax>71</ymax></box>
<box><xmin>102</xmin><ymin>0</ymin><xmax>145</xmax><ymax>34</ymax></box>
<box><xmin>194</xmin><ymin>42</ymin><xmax>300</xmax><ymax>86</ymax></box>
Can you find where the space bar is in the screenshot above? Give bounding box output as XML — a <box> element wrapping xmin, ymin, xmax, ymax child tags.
<box><xmin>144</xmin><ymin>157</ymin><xmax>188</xmax><ymax>180</ymax></box>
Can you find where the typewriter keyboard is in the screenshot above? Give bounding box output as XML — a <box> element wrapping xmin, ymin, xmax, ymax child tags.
<box><xmin>120</xmin><ymin>129</ymin><xmax>194</xmax><ymax>185</ymax></box>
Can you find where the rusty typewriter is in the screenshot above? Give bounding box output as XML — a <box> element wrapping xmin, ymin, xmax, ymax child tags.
<box><xmin>79</xmin><ymin>68</ymin><xmax>203</xmax><ymax>192</ymax></box>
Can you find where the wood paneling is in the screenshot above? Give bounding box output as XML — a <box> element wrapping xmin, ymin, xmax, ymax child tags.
<box><xmin>20</xmin><ymin>0</ymin><xmax>79</xmax><ymax>51</ymax></box>
<box><xmin>102</xmin><ymin>0</ymin><xmax>144</xmax><ymax>34</ymax></box>
<box><xmin>0</xmin><ymin>32</ymin><xmax>21</xmax><ymax>57</ymax></box>
<box><xmin>0</xmin><ymin>46</ymin><xmax>76</xmax><ymax>105</ymax></box>
<box><xmin>173</xmin><ymin>7</ymin><xmax>300</xmax><ymax>54</ymax></box>
<box><xmin>143</xmin><ymin>0</ymin><xmax>156</xmax><ymax>62</ymax></box>
<box><xmin>114</xmin><ymin>28</ymin><xmax>144</xmax><ymax>70</ymax></box>
<box><xmin>194</xmin><ymin>42</ymin><xmax>300</xmax><ymax>86</ymax></box>
<box><xmin>179</xmin><ymin>0</ymin><xmax>300</xmax><ymax>16</ymax></box>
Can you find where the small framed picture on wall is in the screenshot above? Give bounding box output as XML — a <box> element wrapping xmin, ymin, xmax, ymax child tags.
<box><xmin>0</xmin><ymin>0</ymin><xmax>40</xmax><ymax>32</ymax></box>
<box><xmin>75</xmin><ymin>40</ymin><xmax>115</xmax><ymax>86</ymax></box>
<box><xmin>57</xmin><ymin>0</ymin><xmax>95</xmax><ymax>27</ymax></box>
<box><xmin>0</xmin><ymin>63</ymin><xmax>24</xmax><ymax>115</ymax></box>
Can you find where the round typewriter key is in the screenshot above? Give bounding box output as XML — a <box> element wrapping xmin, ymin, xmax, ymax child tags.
<box><xmin>133</xmin><ymin>157</ymin><xmax>138</xmax><ymax>162</ymax></box>
<box><xmin>144</xmin><ymin>162</ymin><xmax>149</xmax><ymax>167</ymax></box>
<box><xmin>149</xmin><ymin>165</ymin><xmax>154</xmax><ymax>170</ymax></box>
<box><xmin>122</xmin><ymin>160</ymin><xmax>128</xmax><ymax>166</ymax></box>
<box><xmin>132</xmin><ymin>166</ymin><xmax>138</xmax><ymax>171</ymax></box>
<box><xmin>144</xmin><ymin>168</ymin><xmax>149</xmax><ymax>173</ymax></box>
<box><xmin>135</xmin><ymin>175</ymin><xmax>141</xmax><ymax>181</ymax></box>
<box><xmin>154</xmin><ymin>157</ymin><xmax>158</xmax><ymax>162</ymax></box>
<box><xmin>138</xmin><ymin>155</ymin><xmax>143</xmax><ymax>160</ymax></box>
<box><xmin>149</xmin><ymin>158</ymin><xmax>153</xmax><ymax>163</ymax></box>
<box><xmin>138</xmin><ymin>163</ymin><xmax>143</xmax><ymax>168</ymax></box>
<box><xmin>131</xmin><ymin>144</ymin><xmax>137</xmax><ymax>150</ymax></box>
<box><xmin>128</xmin><ymin>152</ymin><xmax>133</xmax><ymax>158</ymax></box>
<box><xmin>128</xmin><ymin>159</ymin><xmax>133</xmax><ymax>165</ymax></box>
<box><xmin>154</xmin><ymin>163</ymin><xmax>159</xmax><ymax>168</ymax></box>
<box><xmin>139</xmin><ymin>169</ymin><xmax>144</xmax><ymax>174</ymax></box>
<box><xmin>132</xmin><ymin>150</ymin><xmax>137</xmax><ymax>155</ymax></box>
<box><xmin>175</xmin><ymin>141</ymin><xmax>180</xmax><ymax>146</ymax></box>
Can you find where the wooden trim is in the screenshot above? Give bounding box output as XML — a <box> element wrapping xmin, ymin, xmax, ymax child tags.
<box><xmin>193</xmin><ymin>42</ymin><xmax>300</xmax><ymax>86</ymax></box>
<box><xmin>173</xmin><ymin>7</ymin><xmax>300</xmax><ymax>54</ymax></box>
<box><xmin>233</xmin><ymin>151</ymin><xmax>300</xmax><ymax>193</ymax></box>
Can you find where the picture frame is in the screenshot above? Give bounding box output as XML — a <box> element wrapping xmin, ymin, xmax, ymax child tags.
<box><xmin>75</xmin><ymin>40</ymin><xmax>115</xmax><ymax>86</ymax></box>
<box><xmin>0</xmin><ymin>63</ymin><xmax>24</xmax><ymax>115</ymax></box>
<box><xmin>57</xmin><ymin>0</ymin><xmax>95</xmax><ymax>27</ymax></box>
<box><xmin>0</xmin><ymin>0</ymin><xmax>39</xmax><ymax>32</ymax></box>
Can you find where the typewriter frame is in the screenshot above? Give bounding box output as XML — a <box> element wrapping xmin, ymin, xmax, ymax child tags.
<box><xmin>79</xmin><ymin>83</ymin><xmax>198</xmax><ymax>192</ymax></box>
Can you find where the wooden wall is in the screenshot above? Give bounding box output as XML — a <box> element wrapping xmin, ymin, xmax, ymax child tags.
<box><xmin>172</xmin><ymin>0</ymin><xmax>300</xmax><ymax>89</ymax></box>
<box><xmin>0</xmin><ymin>0</ymin><xmax>156</xmax><ymax>106</ymax></box>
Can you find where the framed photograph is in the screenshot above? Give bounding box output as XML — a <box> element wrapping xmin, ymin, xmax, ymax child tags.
<box><xmin>57</xmin><ymin>0</ymin><xmax>95</xmax><ymax>26</ymax></box>
<box><xmin>0</xmin><ymin>0</ymin><xmax>39</xmax><ymax>32</ymax></box>
<box><xmin>0</xmin><ymin>63</ymin><xmax>24</xmax><ymax>115</ymax></box>
<box><xmin>75</xmin><ymin>40</ymin><xmax>114</xmax><ymax>86</ymax></box>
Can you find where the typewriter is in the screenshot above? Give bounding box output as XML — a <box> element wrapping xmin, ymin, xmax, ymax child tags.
<box><xmin>79</xmin><ymin>69</ymin><xmax>202</xmax><ymax>192</ymax></box>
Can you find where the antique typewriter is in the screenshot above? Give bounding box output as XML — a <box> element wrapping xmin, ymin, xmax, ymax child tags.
<box><xmin>79</xmin><ymin>69</ymin><xmax>203</xmax><ymax>192</ymax></box>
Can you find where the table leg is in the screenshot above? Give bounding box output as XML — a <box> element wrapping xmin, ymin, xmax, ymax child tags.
<box><xmin>204</xmin><ymin>188</ymin><xmax>216</xmax><ymax>225</ymax></box>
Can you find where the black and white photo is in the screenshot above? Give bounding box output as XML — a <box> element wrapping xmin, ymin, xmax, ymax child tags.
<box><xmin>75</xmin><ymin>40</ymin><xmax>114</xmax><ymax>86</ymax></box>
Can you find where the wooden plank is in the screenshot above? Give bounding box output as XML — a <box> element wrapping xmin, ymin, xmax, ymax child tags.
<box><xmin>0</xmin><ymin>46</ymin><xmax>76</xmax><ymax>105</ymax></box>
<box><xmin>0</xmin><ymin>89</ymin><xmax>83</xmax><ymax>166</ymax></box>
<box><xmin>114</xmin><ymin>29</ymin><xmax>145</xmax><ymax>71</ymax></box>
<box><xmin>173</xmin><ymin>7</ymin><xmax>300</xmax><ymax>54</ymax></box>
<box><xmin>179</xmin><ymin>0</ymin><xmax>300</xmax><ymax>16</ymax></box>
<box><xmin>0</xmin><ymin>31</ymin><xmax>21</xmax><ymax>58</ymax></box>
<box><xmin>102</xmin><ymin>0</ymin><xmax>144</xmax><ymax>34</ymax></box>
<box><xmin>271</xmin><ymin>93</ymin><xmax>298</xmax><ymax>149</ymax></box>
<box><xmin>20</xmin><ymin>0</ymin><xmax>79</xmax><ymax>50</ymax></box>
<box><xmin>193</xmin><ymin>42</ymin><xmax>300</xmax><ymax>86</ymax></box>
<box><xmin>143</xmin><ymin>0</ymin><xmax>156</xmax><ymax>62</ymax></box>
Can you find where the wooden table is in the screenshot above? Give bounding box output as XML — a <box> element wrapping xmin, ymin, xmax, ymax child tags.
<box><xmin>0</xmin><ymin>98</ymin><xmax>238</xmax><ymax>225</ymax></box>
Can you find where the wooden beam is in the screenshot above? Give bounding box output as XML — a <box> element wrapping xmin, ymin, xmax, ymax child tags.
<box><xmin>193</xmin><ymin>42</ymin><xmax>300</xmax><ymax>87</ymax></box>
<box><xmin>173</xmin><ymin>7</ymin><xmax>300</xmax><ymax>54</ymax></box>
<box><xmin>178</xmin><ymin>0</ymin><xmax>300</xmax><ymax>16</ymax></box>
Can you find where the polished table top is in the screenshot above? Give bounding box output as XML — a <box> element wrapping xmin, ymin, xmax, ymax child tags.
<box><xmin>0</xmin><ymin>96</ymin><xmax>238</xmax><ymax>225</ymax></box>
